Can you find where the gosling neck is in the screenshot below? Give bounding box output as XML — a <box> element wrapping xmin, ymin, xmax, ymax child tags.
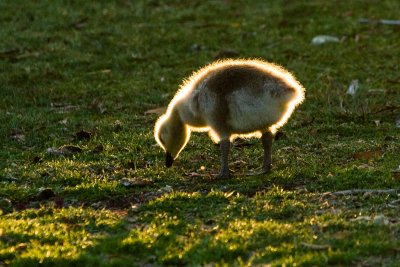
<box><xmin>169</xmin><ymin>108</ymin><xmax>184</xmax><ymax>128</ymax></box>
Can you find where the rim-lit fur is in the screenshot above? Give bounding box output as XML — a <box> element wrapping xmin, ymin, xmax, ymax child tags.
<box><xmin>154</xmin><ymin>58</ymin><xmax>305</xmax><ymax>159</ymax></box>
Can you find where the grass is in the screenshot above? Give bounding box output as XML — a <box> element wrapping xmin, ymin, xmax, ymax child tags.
<box><xmin>1</xmin><ymin>0</ymin><xmax>400</xmax><ymax>266</ymax></box>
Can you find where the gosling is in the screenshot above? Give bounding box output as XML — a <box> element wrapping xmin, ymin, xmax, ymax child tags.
<box><xmin>154</xmin><ymin>59</ymin><xmax>305</xmax><ymax>178</ymax></box>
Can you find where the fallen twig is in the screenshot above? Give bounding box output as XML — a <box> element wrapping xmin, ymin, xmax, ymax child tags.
<box><xmin>373</xmin><ymin>105</ymin><xmax>400</xmax><ymax>114</ymax></box>
<box><xmin>388</xmin><ymin>199</ymin><xmax>400</xmax><ymax>208</ymax></box>
<box><xmin>359</xmin><ymin>18</ymin><xmax>400</xmax><ymax>25</ymax></box>
<box><xmin>324</xmin><ymin>189</ymin><xmax>400</xmax><ymax>196</ymax></box>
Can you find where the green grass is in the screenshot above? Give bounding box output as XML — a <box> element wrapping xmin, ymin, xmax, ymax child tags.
<box><xmin>1</xmin><ymin>0</ymin><xmax>400</xmax><ymax>266</ymax></box>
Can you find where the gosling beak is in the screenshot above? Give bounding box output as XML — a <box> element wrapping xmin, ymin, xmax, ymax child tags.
<box><xmin>166</xmin><ymin>152</ymin><xmax>174</xmax><ymax>167</ymax></box>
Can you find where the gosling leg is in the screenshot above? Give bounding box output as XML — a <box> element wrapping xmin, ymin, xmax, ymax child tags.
<box><xmin>217</xmin><ymin>139</ymin><xmax>231</xmax><ymax>178</ymax></box>
<box><xmin>261</xmin><ymin>131</ymin><xmax>273</xmax><ymax>173</ymax></box>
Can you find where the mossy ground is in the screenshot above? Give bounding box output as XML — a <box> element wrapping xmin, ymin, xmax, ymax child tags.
<box><xmin>1</xmin><ymin>0</ymin><xmax>399</xmax><ymax>266</ymax></box>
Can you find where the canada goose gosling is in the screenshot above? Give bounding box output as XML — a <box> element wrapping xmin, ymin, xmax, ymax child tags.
<box><xmin>155</xmin><ymin>59</ymin><xmax>305</xmax><ymax>178</ymax></box>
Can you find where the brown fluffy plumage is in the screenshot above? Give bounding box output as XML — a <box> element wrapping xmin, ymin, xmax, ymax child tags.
<box><xmin>155</xmin><ymin>59</ymin><xmax>305</xmax><ymax>178</ymax></box>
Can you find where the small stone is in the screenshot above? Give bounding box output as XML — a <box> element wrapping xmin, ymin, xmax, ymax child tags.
<box><xmin>58</xmin><ymin>118</ymin><xmax>68</xmax><ymax>125</ymax></box>
<box><xmin>373</xmin><ymin>214</ymin><xmax>389</xmax><ymax>225</ymax></box>
<box><xmin>346</xmin><ymin>79</ymin><xmax>359</xmax><ymax>96</ymax></box>
<box><xmin>311</xmin><ymin>35</ymin><xmax>339</xmax><ymax>45</ymax></box>
<box><xmin>10</xmin><ymin>133</ymin><xmax>25</xmax><ymax>142</ymax></box>
<box><xmin>47</xmin><ymin>147</ymin><xmax>64</xmax><ymax>156</ymax></box>
<box><xmin>162</xmin><ymin>185</ymin><xmax>173</xmax><ymax>193</ymax></box>
<box><xmin>46</xmin><ymin>145</ymin><xmax>82</xmax><ymax>156</ymax></box>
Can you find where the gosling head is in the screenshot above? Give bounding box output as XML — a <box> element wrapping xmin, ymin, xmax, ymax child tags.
<box><xmin>154</xmin><ymin>113</ymin><xmax>190</xmax><ymax>168</ymax></box>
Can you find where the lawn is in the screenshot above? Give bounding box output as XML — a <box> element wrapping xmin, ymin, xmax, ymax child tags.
<box><xmin>1</xmin><ymin>0</ymin><xmax>400</xmax><ymax>266</ymax></box>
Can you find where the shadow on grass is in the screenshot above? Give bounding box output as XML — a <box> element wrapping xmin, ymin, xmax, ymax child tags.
<box><xmin>9</xmin><ymin>190</ymin><xmax>308</xmax><ymax>266</ymax></box>
<box><xmin>5</xmin><ymin>165</ymin><xmax>399</xmax><ymax>266</ymax></box>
